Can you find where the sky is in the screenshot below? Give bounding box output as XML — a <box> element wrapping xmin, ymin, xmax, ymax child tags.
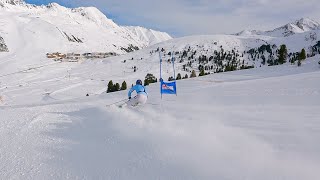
<box><xmin>25</xmin><ymin>0</ymin><xmax>320</xmax><ymax>37</ymax></box>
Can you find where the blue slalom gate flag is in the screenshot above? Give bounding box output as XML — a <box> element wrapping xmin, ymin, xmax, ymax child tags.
<box><xmin>159</xmin><ymin>51</ymin><xmax>177</xmax><ymax>98</ymax></box>
<box><xmin>160</xmin><ymin>79</ymin><xmax>177</xmax><ymax>95</ymax></box>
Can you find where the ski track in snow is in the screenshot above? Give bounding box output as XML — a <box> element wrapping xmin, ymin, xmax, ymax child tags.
<box><xmin>1</xmin><ymin>60</ymin><xmax>320</xmax><ymax>179</ymax></box>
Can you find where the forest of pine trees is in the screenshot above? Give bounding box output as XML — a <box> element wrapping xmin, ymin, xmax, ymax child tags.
<box><xmin>107</xmin><ymin>80</ymin><xmax>127</xmax><ymax>93</ymax></box>
<box><xmin>148</xmin><ymin>40</ymin><xmax>320</xmax><ymax>81</ymax></box>
<box><xmin>144</xmin><ymin>73</ymin><xmax>157</xmax><ymax>86</ymax></box>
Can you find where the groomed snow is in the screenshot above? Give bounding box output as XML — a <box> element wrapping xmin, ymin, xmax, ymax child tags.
<box><xmin>1</xmin><ymin>56</ymin><xmax>320</xmax><ymax>179</ymax></box>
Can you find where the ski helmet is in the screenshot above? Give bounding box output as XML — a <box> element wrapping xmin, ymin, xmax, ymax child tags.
<box><xmin>136</xmin><ymin>79</ymin><xmax>142</xmax><ymax>85</ymax></box>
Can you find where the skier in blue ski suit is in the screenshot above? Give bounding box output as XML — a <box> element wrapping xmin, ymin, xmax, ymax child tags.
<box><xmin>127</xmin><ymin>79</ymin><xmax>148</xmax><ymax>106</ymax></box>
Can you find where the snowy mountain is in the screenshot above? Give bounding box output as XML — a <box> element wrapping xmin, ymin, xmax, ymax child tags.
<box><xmin>0</xmin><ymin>0</ymin><xmax>172</xmax><ymax>55</ymax></box>
<box><xmin>124</xmin><ymin>26</ymin><xmax>172</xmax><ymax>46</ymax></box>
<box><xmin>1</xmin><ymin>1</ymin><xmax>320</xmax><ymax>179</ymax></box>
<box><xmin>236</xmin><ymin>18</ymin><xmax>320</xmax><ymax>37</ymax></box>
<box><xmin>126</xmin><ymin>29</ymin><xmax>320</xmax><ymax>81</ymax></box>
<box><xmin>0</xmin><ymin>0</ymin><xmax>25</xmax><ymax>6</ymax></box>
<box><xmin>1</xmin><ymin>35</ymin><xmax>320</xmax><ymax>180</ymax></box>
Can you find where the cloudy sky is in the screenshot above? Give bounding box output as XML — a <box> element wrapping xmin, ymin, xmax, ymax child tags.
<box><xmin>25</xmin><ymin>0</ymin><xmax>320</xmax><ymax>37</ymax></box>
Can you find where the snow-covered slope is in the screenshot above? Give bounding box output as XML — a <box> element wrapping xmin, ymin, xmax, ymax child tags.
<box><xmin>0</xmin><ymin>0</ymin><xmax>171</xmax><ymax>55</ymax></box>
<box><xmin>124</xmin><ymin>26</ymin><xmax>172</xmax><ymax>46</ymax></box>
<box><xmin>0</xmin><ymin>0</ymin><xmax>25</xmax><ymax>6</ymax></box>
<box><xmin>1</xmin><ymin>1</ymin><xmax>320</xmax><ymax>178</ymax></box>
<box><xmin>107</xmin><ymin>31</ymin><xmax>319</xmax><ymax>81</ymax></box>
<box><xmin>236</xmin><ymin>18</ymin><xmax>320</xmax><ymax>37</ymax></box>
<box><xmin>0</xmin><ymin>0</ymin><xmax>172</xmax><ymax>75</ymax></box>
<box><xmin>0</xmin><ymin>54</ymin><xmax>319</xmax><ymax>179</ymax></box>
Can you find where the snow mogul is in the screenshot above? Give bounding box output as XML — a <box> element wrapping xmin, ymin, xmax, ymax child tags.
<box><xmin>127</xmin><ymin>79</ymin><xmax>148</xmax><ymax>107</ymax></box>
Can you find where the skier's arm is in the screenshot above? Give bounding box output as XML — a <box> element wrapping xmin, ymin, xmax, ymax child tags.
<box><xmin>128</xmin><ymin>86</ymin><xmax>135</xmax><ymax>98</ymax></box>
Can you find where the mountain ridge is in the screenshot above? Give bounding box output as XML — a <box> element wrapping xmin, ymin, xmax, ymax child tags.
<box><xmin>0</xmin><ymin>0</ymin><xmax>172</xmax><ymax>53</ymax></box>
<box><xmin>236</xmin><ymin>18</ymin><xmax>320</xmax><ymax>37</ymax></box>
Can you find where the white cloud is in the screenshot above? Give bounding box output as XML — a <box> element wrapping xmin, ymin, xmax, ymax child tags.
<box><xmin>61</xmin><ymin>0</ymin><xmax>320</xmax><ymax>36</ymax></box>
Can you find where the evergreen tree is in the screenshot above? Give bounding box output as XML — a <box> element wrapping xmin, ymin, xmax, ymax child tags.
<box><xmin>183</xmin><ymin>74</ymin><xmax>188</xmax><ymax>79</ymax></box>
<box><xmin>290</xmin><ymin>58</ymin><xmax>295</xmax><ymax>65</ymax></box>
<box><xmin>199</xmin><ymin>69</ymin><xmax>205</xmax><ymax>76</ymax></box>
<box><xmin>183</xmin><ymin>64</ymin><xmax>187</xmax><ymax>71</ymax></box>
<box><xmin>144</xmin><ymin>73</ymin><xmax>157</xmax><ymax>86</ymax></box>
<box><xmin>121</xmin><ymin>81</ymin><xmax>127</xmax><ymax>90</ymax></box>
<box><xmin>107</xmin><ymin>80</ymin><xmax>114</xmax><ymax>93</ymax></box>
<box><xmin>114</xmin><ymin>83</ymin><xmax>120</xmax><ymax>91</ymax></box>
<box><xmin>278</xmin><ymin>44</ymin><xmax>288</xmax><ymax>64</ymax></box>
<box><xmin>190</xmin><ymin>70</ymin><xmax>197</xmax><ymax>78</ymax></box>
<box><xmin>176</xmin><ymin>73</ymin><xmax>182</xmax><ymax>80</ymax></box>
<box><xmin>144</xmin><ymin>80</ymin><xmax>149</xmax><ymax>86</ymax></box>
<box><xmin>182</xmin><ymin>50</ymin><xmax>187</xmax><ymax>57</ymax></box>
<box><xmin>299</xmin><ymin>48</ymin><xmax>307</xmax><ymax>60</ymax></box>
<box><xmin>261</xmin><ymin>55</ymin><xmax>266</xmax><ymax>65</ymax></box>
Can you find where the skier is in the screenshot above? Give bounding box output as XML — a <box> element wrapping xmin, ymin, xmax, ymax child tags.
<box><xmin>127</xmin><ymin>79</ymin><xmax>148</xmax><ymax>107</ymax></box>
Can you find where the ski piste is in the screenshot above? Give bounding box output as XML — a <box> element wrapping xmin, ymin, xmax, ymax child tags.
<box><xmin>105</xmin><ymin>100</ymin><xmax>139</xmax><ymax>108</ymax></box>
<box><xmin>1</xmin><ymin>1</ymin><xmax>320</xmax><ymax>179</ymax></box>
<box><xmin>118</xmin><ymin>102</ymin><xmax>141</xmax><ymax>108</ymax></box>
<box><xmin>106</xmin><ymin>99</ymin><xmax>128</xmax><ymax>107</ymax></box>
<box><xmin>106</xmin><ymin>100</ymin><xmax>157</xmax><ymax>108</ymax></box>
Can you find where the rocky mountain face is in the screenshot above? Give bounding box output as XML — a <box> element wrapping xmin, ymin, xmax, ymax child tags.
<box><xmin>0</xmin><ymin>36</ymin><xmax>9</xmax><ymax>52</ymax></box>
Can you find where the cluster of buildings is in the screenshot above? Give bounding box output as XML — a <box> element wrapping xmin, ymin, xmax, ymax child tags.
<box><xmin>46</xmin><ymin>52</ymin><xmax>117</xmax><ymax>62</ymax></box>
